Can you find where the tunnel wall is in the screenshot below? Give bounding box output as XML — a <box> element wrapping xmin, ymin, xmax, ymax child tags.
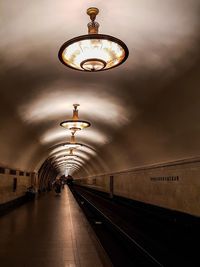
<box><xmin>0</xmin><ymin>168</ymin><xmax>32</xmax><ymax>204</ymax></box>
<box><xmin>38</xmin><ymin>161</ymin><xmax>58</xmax><ymax>191</ymax></box>
<box><xmin>77</xmin><ymin>157</ymin><xmax>200</xmax><ymax>217</ymax></box>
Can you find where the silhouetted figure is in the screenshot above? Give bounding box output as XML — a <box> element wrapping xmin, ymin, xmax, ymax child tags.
<box><xmin>26</xmin><ymin>185</ymin><xmax>36</xmax><ymax>200</ymax></box>
<box><xmin>54</xmin><ymin>179</ymin><xmax>62</xmax><ymax>195</ymax></box>
<box><xmin>66</xmin><ymin>175</ymin><xmax>74</xmax><ymax>185</ymax></box>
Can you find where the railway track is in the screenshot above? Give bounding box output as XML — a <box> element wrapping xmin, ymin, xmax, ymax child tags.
<box><xmin>69</xmin><ymin>185</ymin><xmax>199</xmax><ymax>267</ymax></box>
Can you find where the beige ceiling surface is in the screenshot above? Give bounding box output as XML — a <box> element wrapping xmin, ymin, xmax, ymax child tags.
<box><xmin>0</xmin><ymin>0</ymin><xmax>200</xmax><ymax>176</ymax></box>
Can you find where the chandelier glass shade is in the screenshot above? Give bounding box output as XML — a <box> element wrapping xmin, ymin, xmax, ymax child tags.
<box><xmin>61</xmin><ymin>120</ymin><xmax>90</xmax><ymax>131</ymax></box>
<box><xmin>58</xmin><ymin>7</ymin><xmax>128</xmax><ymax>72</ymax></box>
<box><xmin>59</xmin><ymin>35</ymin><xmax>128</xmax><ymax>71</ymax></box>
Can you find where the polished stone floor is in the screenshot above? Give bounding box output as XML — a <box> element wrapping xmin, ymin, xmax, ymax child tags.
<box><xmin>0</xmin><ymin>187</ymin><xmax>110</xmax><ymax>267</ymax></box>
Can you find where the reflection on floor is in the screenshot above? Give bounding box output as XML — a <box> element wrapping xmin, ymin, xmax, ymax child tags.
<box><xmin>0</xmin><ymin>187</ymin><xmax>109</xmax><ymax>267</ymax></box>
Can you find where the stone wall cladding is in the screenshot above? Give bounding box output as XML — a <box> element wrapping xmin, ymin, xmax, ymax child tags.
<box><xmin>0</xmin><ymin>172</ymin><xmax>31</xmax><ymax>204</ymax></box>
<box><xmin>79</xmin><ymin>158</ymin><xmax>200</xmax><ymax>216</ymax></box>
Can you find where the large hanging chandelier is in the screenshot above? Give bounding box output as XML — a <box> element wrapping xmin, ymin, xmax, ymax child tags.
<box><xmin>58</xmin><ymin>7</ymin><xmax>129</xmax><ymax>72</ymax></box>
<box><xmin>60</xmin><ymin>104</ymin><xmax>91</xmax><ymax>132</ymax></box>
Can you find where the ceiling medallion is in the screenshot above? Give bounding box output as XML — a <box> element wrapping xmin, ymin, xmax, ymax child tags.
<box><xmin>58</xmin><ymin>7</ymin><xmax>129</xmax><ymax>72</ymax></box>
<box><xmin>60</xmin><ymin>104</ymin><xmax>91</xmax><ymax>132</ymax></box>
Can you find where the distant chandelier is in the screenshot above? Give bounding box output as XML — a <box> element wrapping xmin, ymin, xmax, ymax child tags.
<box><xmin>60</xmin><ymin>104</ymin><xmax>91</xmax><ymax>132</ymax></box>
<box><xmin>58</xmin><ymin>7</ymin><xmax>129</xmax><ymax>72</ymax></box>
<box><xmin>63</xmin><ymin>132</ymin><xmax>81</xmax><ymax>150</ymax></box>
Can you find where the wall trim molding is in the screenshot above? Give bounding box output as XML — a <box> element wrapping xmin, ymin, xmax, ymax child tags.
<box><xmin>82</xmin><ymin>156</ymin><xmax>200</xmax><ymax>179</ymax></box>
<box><xmin>0</xmin><ymin>165</ymin><xmax>36</xmax><ymax>177</ymax></box>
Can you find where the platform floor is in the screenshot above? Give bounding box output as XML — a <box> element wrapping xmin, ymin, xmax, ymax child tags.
<box><xmin>0</xmin><ymin>187</ymin><xmax>110</xmax><ymax>267</ymax></box>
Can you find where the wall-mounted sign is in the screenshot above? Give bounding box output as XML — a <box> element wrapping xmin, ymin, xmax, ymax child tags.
<box><xmin>150</xmin><ymin>176</ymin><xmax>179</xmax><ymax>182</ymax></box>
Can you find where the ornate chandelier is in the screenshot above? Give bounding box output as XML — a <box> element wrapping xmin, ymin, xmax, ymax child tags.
<box><xmin>60</xmin><ymin>104</ymin><xmax>90</xmax><ymax>132</ymax></box>
<box><xmin>58</xmin><ymin>7</ymin><xmax>129</xmax><ymax>72</ymax></box>
<box><xmin>63</xmin><ymin>132</ymin><xmax>81</xmax><ymax>149</ymax></box>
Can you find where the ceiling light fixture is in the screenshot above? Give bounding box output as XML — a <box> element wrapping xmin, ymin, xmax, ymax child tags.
<box><xmin>58</xmin><ymin>7</ymin><xmax>129</xmax><ymax>72</ymax></box>
<box><xmin>63</xmin><ymin>132</ymin><xmax>81</xmax><ymax>151</ymax></box>
<box><xmin>60</xmin><ymin>104</ymin><xmax>91</xmax><ymax>132</ymax></box>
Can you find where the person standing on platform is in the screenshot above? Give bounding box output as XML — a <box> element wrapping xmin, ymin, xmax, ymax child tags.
<box><xmin>53</xmin><ymin>179</ymin><xmax>62</xmax><ymax>196</ymax></box>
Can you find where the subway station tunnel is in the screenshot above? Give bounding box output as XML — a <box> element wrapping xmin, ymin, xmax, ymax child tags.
<box><xmin>0</xmin><ymin>1</ymin><xmax>200</xmax><ymax>266</ymax></box>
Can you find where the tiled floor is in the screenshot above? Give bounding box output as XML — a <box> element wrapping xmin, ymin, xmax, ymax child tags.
<box><xmin>0</xmin><ymin>187</ymin><xmax>111</xmax><ymax>267</ymax></box>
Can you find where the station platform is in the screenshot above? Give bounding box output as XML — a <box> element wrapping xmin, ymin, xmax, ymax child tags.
<box><xmin>0</xmin><ymin>186</ymin><xmax>111</xmax><ymax>267</ymax></box>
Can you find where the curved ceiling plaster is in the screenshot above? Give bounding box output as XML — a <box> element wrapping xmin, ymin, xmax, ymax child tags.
<box><xmin>40</xmin><ymin>127</ymin><xmax>108</xmax><ymax>146</ymax></box>
<box><xmin>0</xmin><ymin>0</ymin><xmax>200</xmax><ymax>177</ymax></box>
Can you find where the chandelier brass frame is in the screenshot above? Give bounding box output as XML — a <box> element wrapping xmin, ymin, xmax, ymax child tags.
<box><xmin>58</xmin><ymin>7</ymin><xmax>129</xmax><ymax>72</ymax></box>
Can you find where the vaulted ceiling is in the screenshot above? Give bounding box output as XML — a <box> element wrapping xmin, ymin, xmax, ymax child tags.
<box><xmin>0</xmin><ymin>0</ymin><xmax>200</xmax><ymax>177</ymax></box>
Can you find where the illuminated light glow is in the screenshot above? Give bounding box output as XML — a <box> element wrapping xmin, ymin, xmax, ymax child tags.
<box><xmin>56</xmin><ymin>166</ymin><xmax>81</xmax><ymax>172</ymax></box>
<box><xmin>51</xmin><ymin>150</ymin><xmax>90</xmax><ymax>160</ymax></box>
<box><xmin>56</xmin><ymin>166</ymin><xmax>80</xmax><ymax>171</ymax></box>
<box><xmin>72</xmin><ymin>144</ymin><xmax>96</xmax><ymax>155</ymax></box>
<box><xmin>63</xmin><ymin>143</ymin><xmax>81</xmax><ymax>149</ymax></box>
<box><xmin>60</xmin><ymin>120</ymin><xmax>91</xmax><ymax>131</ymax></box>
<box><xmin>49</xmin><ymin>145</ymin><xmax>97</xmax><ymax>158</ymax></box>
<box><xmin>49</xmin><ymin>148</ymin><xmax>92</xmax><ymax>163</ymax></box>
<box><xmin>58</xmin><ymin>169</ymin><xmax>79</xmax><ymax>174</ymax></box>
<box><xmin>54</xmin><ymin>160</ymin><xmax>83</xmax><ymax>167</ymax></box>
<box><xmin>59</xmin><ymin>165</ymin><xmax>82</xmax><ymax>175</ymax></box>
<box><xmin>56</xmin><ymin>161</ymin><xmax>81</xmax><ymax>167</ymax></box>
<box><xmin>51</xmin><ymin>156</ymin><xmax>86</xmax><ymax>166</ymax></box>
<box><xmin>56</xmin><ymin>165</ymin><xmax>80</xmax><ymax>171</ymax></box>
<box><xmin>52</xmin><ymin>157</ymin><xmax>85</xmax><ymax>164</ymax></box>
<box><xmin>56</xmin><ymin>159</ymin><xmax>83</xmax><ymax>165</ymax></box>
<box><xmin>65</xmin><ymin>169</ymin><xmax>69</xmax><ymax>177</ymax></box>
<box><xmin>55</xmin><ymin>160</ymin><xmax>82</xmax><ymax>166</ymax></box>
<box><xmin>49</xmin><ymin>143</ymin><xmax>96</xmax><ymax>156</ymax></box>
<box><xmin>18</xmin><ymin>90</ymin><xmax>131</xmax><ymax>128</ymax></box>
<box><xmin>59</xmin><ymin>36</ymin><xmax>128</xmax><ymax>71</ymax></box>
<box><xmin>50</xmin><ymin>146</ymin><xmax>69</xmax><ymax>155</ymax></box>
<box><xmin>60</xmin><ymin>166</ymin><xmax>79</xmax><ymax>172</ymax></box>
<box><xmin>53</xmin><ymin>156</ymin><xmax>84</xmax><ymax>164</ymax></box>
<box><xmin>55</xmin><ymin>163</ymin><xmax>80</xmax><ymax>168</ymax></box>
<box><xmin>68</xmin><ymin>168</ymin><xmax>79</xmax><ymax>171</ymax></box>
<box><xmin>40</xmin><ymin>130</ymin><xmax>70</xmax><ymax>144</ymax></box>
<box><xmin>41</xmin><ymin>128</ymin><xmax>108</xmax><ymax>145</ymax></box>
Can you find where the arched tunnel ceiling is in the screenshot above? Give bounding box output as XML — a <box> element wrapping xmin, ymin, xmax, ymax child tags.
<box><xmin>0</xmin><ymin>0</ymin><xmax>200</xmax><ymax>176</ymax></box>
